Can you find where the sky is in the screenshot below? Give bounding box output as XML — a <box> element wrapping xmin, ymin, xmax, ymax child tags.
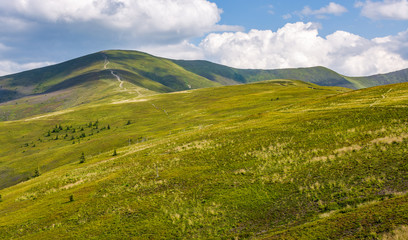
<box><xmin>0</xmin><ymin>0</ymin><xmax>407</xmax><ymax>77</ymax></box>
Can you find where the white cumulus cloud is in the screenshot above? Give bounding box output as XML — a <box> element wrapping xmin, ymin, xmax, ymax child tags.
<box><xmin>356</xmin><ymin>0</ymin><xmax>408</xmax><ymax>20</ymax></box>
<box><xmin>0</xmin><ymin>0</ymin><xmax>241</xmax><ymax>41</ymax></box>
<box><xmin>138</xmin><ymin>41</ymin><xmax>205</xmax><ymax>60</ymax></box>
<box><xmin>199</xmin><ymin>22</ymin><xmax>408</xmax><ymax>76</ymax></box>
<box><xmin>298</xmin><ymin>2</ymin><xmax>347</xmax><ymax>18</ymax></box>
<box><xmin>302</xmin><ymin>2</ymin><xmax>347</xmax><ymax>16</ymax></box>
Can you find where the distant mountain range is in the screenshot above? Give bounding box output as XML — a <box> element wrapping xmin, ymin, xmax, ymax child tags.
<box><xmin>1</xmin><ymin>50</ymin><xmax>407</xmax><ymax>104</ymax></box>
<box><xmin>173</xmin><ymin>59</ymin><xmax>408</xmax><ymax>90</ymax></box>
<box><xmin>0</xmin><ymin>50</ymin><xmax>407</xmax><ymax>120</ymax></box>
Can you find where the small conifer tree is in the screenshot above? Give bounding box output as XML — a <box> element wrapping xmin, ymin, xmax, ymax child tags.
<box><xmin>79</xmin><ymin>152</ymin><xmax>85</xmax><ymax>163</ymax></box>
<box><xmin>107</xmin><ymin>125</ymin><xmax>111</xmax><ymax>130</ymax></box>
<box><xmin>33</xmin><ymin>168</ymin><xmax>40</xmax><ymax>177</ymax></box>
<box><xmin>69</xmin><ymin>195</ymin><xmax>74</xmax><ymax>202</ymax></box>
<box><xmin>113</xmin><ymin>149</ymin><xmax>117</xmax><ymax>156</ymax></box>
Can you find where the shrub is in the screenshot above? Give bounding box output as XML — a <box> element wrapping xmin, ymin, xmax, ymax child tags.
<box><xmin>33</xmin><ymin>168</ymin><xmax>40</xmax><ymax>177</ymax></box>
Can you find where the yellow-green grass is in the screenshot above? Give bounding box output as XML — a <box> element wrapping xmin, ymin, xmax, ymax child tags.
<box><xmin>1</xmin><ymin>80</ymin><xmax>408</xmax><ymax>239</ymax></box>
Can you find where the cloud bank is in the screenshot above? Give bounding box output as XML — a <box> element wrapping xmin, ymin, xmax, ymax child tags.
<box><xmin>198</xmin><ymin>22</ymin><xmax>408</xmax><ymax>76</ymax></box>
<box><xmin>0</xmin><ymin>0</ymin><xmax>240</xmax><ymax>41</ymax></box>
<box><xmin>0</xmin><ymin>0</ymin><xmax>240</xmax><ymax>75</ymax></box>
<box><xmin>0</xmin><ymin>1</ymin><xmax>407</xmax><ymax>76</ymax></box>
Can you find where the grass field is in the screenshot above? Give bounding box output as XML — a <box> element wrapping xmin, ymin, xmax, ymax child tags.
<box><xmin>0</xmin><ymin>79</ymin><xmax>408</xmax><ymax>239</ymax></box>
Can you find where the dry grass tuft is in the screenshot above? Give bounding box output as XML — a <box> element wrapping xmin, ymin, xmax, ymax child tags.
<box><xmin>382</xmin><ymin>225</ymin><xmax>408</xmax><ymax>240</ymax></box>
<box><xmin>174</xmin><ymin>140</ymin><xmax>214</xmax><ymax>152</ymax></box>
<box><xmin>335</xmin><ymin>145</ymin><xmax>362</xmax><ymax>154</ymax></box>
<box><xmin>371</xmin><ymin>133</ymin><xmax>408</xmax><ymax>145</ymax></box>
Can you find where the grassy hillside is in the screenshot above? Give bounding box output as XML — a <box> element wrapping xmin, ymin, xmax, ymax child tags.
<box><xmin>2</xmin><ymin>50</ymin><xmax>407</xmax><ymax>122</ymax></box>
<box><xmin>0</xmin><ymin>50</ymin><xmax>220</xmax><ymax>120</ymax></box>
<box><xmin>1</xmin><ymin>78</ymin><xmax>408</xmax><ymax>239</ymax></box>
<box><xmin>0</xmin><ymin>50</ymin><xmax>220</xmax><ymax>100</ymax></box>
<box><xmin>173</xmin><ymin>59</ymin><xmax>408</xmax><ymax>90</ymax></box>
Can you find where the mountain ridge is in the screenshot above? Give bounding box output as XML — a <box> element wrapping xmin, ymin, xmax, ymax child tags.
<box><xmin>1</xmin><ymin>49</ymin><xmax>407</xmax><ymax>104</ymax></box>
<box><xmin>1</xmin><ymin>50</ymin><xmax>407</xmax><ymax>122</ymax></box>
<box><xmin>173</xmin><ymin>59</ymin><xmax>408</xmax><ymax>90</ymax></box>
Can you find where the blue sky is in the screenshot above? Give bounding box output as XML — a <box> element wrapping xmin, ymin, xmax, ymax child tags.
<box><xmin>0</xmin><ymin>0</ymin><xmax>407</xmax><ymax>76</ymax></box>
<box><xmin>215</xmin><ymin>0</ymin><xmax>407</xmax><ymax>38</ymax></box>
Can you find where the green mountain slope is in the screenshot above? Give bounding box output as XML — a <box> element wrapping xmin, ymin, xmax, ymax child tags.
<box><xmin>173</xmin><ymin>59</ymin><xmax>408</xmax><ymax>90</ymax></box>
<box><xmin>173</xmin><ymin>60</ymin><xmax>354</xmax><ymax>88</ymax></box>
<box><xmin>346</xmin><ymin>68</ymin><xmax>408</xmax><ymax>89</ymax></box>
<box><xmin>1</xmin><ymin>78</ymin><xmax>408</xmax><ymax>239</ymax></box>
<box><xmin>0</xmin><ymin>50</ymin><xmax>220</xmax><ymax>100</ymax></box>
<box><xmin>0</xmin><ymin>50</ymin><xmax>221</xmax><ymax>120</ymax></box>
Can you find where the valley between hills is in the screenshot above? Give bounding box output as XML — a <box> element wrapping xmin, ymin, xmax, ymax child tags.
<box><xmin>0</xmin><ymin>50</ymin><xmax>408</xmax><ymax>239</ymax></box>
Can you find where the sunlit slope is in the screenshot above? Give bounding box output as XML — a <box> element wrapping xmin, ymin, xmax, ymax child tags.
<box><xmin>0</xmin><ymin>80</ymin><xmax>346</xmax><ymax>189</ymax></box>
<box><xmin>0</xmin><ymin>50</ymin><xmax>221</xmax><ymax>120</ymax></box>
<box><xmin>173</xmin><ymin>59</ymin><xmax>408</xmax><ymax>90</ymax></box>
<box><xmin>263</xmin><ymin>82</ymin><xmax>408</xmax><ymax>239</ymax></box>
<box><xmin>1</xmin><ymin>81</ymin><xmax>408</xmax><ymax>239</ymax></box>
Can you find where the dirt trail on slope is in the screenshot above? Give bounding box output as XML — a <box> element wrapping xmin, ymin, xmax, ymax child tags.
<box><xmin>102</xmin><ymin>54</ymin><xmax>124</xmax><ymax>89</ymax></box>
<box><xmin>110</xmin><ymin>70</ymin><xmax>124</xmax><ymax>88</ymax></box>
<box><xmin>102</xmin><ymin>53</ymin><xmax>146</xmax><ymax>96</ymax></box>
<box><xmin>101</xmin><ymin>54</ymin><xmax>171</xmax><ymax>118</ymax></box>
<box><xmin>103</xmin><ymin>55</ymin><xmax>109</xmax><ymax>69</ymax></box>
<box><xmin>370</xmin><ymin>88</ymin><xmax>392</xmax><ymax>107</ymax></box>
<box><xmin>151</xmin><ymin>103</ymin><xmax>169</xmax><ymax>116</ymax></box>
